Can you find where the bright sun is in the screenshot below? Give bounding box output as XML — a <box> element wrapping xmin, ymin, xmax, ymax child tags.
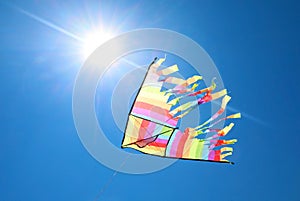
<box><xmin>82</xmin><ymin>30</ymin><xmax>113</xmax><ymax>59</ymax></box>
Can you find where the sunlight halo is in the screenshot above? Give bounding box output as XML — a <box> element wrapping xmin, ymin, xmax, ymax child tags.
<box><xmin>81</xmin><ymin>30</ymin><xmax>113</xmax><ymax>59</ymax></box>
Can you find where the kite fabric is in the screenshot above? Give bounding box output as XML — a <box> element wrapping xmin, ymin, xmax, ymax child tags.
<box><xmin>121</xmin><ymin>56</ymin><xmax>241</xmax><ymax>164</ymax></box>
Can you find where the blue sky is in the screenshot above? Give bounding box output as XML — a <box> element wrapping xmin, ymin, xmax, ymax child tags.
<box><xmin>0</xmin><ymin>1</ymin><xmax>299</xmax><ymax>201</ymax></box>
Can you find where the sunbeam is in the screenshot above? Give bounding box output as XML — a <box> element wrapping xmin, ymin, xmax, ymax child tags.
<box><xmin>13</xmin><ymin>5</ymin><xmax>115</xmax><ymax>59</ymax></box>
<box><xmin>14</xmin><ymin>6</ymin><xmax>83</xmax><ymax>42</ymax></box>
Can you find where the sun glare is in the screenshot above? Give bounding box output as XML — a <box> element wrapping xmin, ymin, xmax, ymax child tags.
<box><xmin>82</xmin><ymin>31</ymin><xmax>113</xmax><ymax>59</ymax></box>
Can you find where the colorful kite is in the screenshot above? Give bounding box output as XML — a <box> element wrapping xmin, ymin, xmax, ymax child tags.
<box><xmin>121</xmin><ymin>56</ymin><xmax>241</xmax><ymax>164</ymax></box>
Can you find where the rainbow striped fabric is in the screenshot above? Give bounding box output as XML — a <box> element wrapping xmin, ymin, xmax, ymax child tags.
<box><xmin>122</xmin><ymin>57</ymin><xmax>240</xmax><ymax>163</ymax></box>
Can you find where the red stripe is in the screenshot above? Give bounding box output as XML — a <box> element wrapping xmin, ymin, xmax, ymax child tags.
<box><xmin>175</xmin><ymin>131</ymin><xmax>189</xmax><ymax>158</ymax></box>
<box><xmin>215</xmin><ymin>140</ymin><xmax>226</xmax><ymax>147</ymax></box>
<box><xmin>217</xmin><ymin>108</ymin><xmax>224</xmax><ymax>114</ymax></box>
<box><xmin>214</xmin><ymin>150</ymin><xmax>221</xmax><ymax>161</ymax></box>
<box><xmin>138</xmin><ymin>119</ymin><xmax>150</xmax><ymax>140</ymax></box>
<box><xmin>148</xmin><ymin>141</ymin><xmax>167</xmax><ymax>148</ymax></box>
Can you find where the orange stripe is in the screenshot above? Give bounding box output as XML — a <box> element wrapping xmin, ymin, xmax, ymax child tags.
<box><xmin>176</xmin><ymin>132</ymin><xmax>189</xmax><ymax>158</ymax></box>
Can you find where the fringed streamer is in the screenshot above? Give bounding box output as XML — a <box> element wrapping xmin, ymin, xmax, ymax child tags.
<box><xmin>162</xmin><ymin>75</ymin><xmax>202</xmax><ymax>91</ymax></box>
<box><xmin>151</xmin><ymin>57</ymin><xmax>166</xmax><ymax>69</ymax></box>
<box><xmin>194</xmin><ymin>95</ymin><xmax>232</xmax><ymax>131</ymax></box>
<box><xmin>187</xmin><ymin>78</ymin><xmax>216</xmax><ymax>97</ymax></box>
<box><xmin>156</xmin><ymin>64</ymin><xmax>179</xmax><ymax>76</ymax></box>
<box><xmin>122</xmin><ymin>56</ymin><xmax>240</xmax><ymax>163</ymax></box>
<box><xmin>165</xmin><ymin>79</ymin><xmax>215</xmax><ymax>104</ymax></box>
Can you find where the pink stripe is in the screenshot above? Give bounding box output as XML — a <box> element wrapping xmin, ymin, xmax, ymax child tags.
<box><xmin>133</xmin><ymin>107</ymin><xmax>150</xmax><ymax>116</ymax></box>
<box><xmin>132</xmin><ymin>108</ymin><xmax>177</xmax><ymax>126</ymax></box>
<box><xmin>208</xmin><ymin>150</ymin><xmax>215</xmax><ymax>160</ymax></box>
<box><xmin>155</xmin><ymin>138</ymin><xmax>168</xmax><ymax>144</ymax></box>
<box><xmin>144</xmin><ymin>122</ymin><xmax>156</xmax><ymax>139</ymax></box>
<box><xmin>134</xmin><ymin>107</ymin><xmax>167</xmax><ymax>120</ymax></box>
<box><xmin>169</xmin><ymin>130</ymin><xmax>183</xmax><ymax>156</ymax></box>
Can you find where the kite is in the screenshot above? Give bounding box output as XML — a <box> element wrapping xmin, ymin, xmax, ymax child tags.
<box><xmin>121</xmin><ymin>56</ymin><xmax>241</xmax><ymax>164</ymax></box>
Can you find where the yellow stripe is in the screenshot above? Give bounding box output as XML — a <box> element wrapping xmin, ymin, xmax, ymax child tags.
<box><xmin>123</xmin><ymin>115</ymin><xmax>142</xmax><ymax>145</ymax></box>
<box><xmin>221</xmin><ymin>95</ymin><xmax>231</xmax><ymax>109</ymax></box>
<box><xmin>227</xmin><ymin>113</ymin><xmax>241</xmax><ymax>119</ymax></box>
<box><xmin>221</xmin><ymin>152</ymin><xmax>232</xmax><ymax>160</ymax></box>
<box><xmin>182</xmin><ymin>133</ymin><xmax>193</xmax><ymax>158</ymax></box>
<box><xmin>138</xmin><ymin>87</ymin><xmax>170</xmax><ymax>102</ymax></box>
<box><xmin>165</xmin><ymin>77</ymin><xmax>185</xmax><ymax>85</ymax></box>
<box><xmin>211</xmin><ymin>89</ymin><xmax>227</xmax><ymax>100</ymax></box>
<box><xmin>158</xmin><ymin>64</ymin><xmax>178</xmax><ymax>75</ymax></box>
<box><xmin>194</xmin><ymin>140</ymin><xmax>204</xmax><ymax>159</ymax></box>
<box><xmin>152</xmin><ymin>57</ymin><xmax>166</xmax><ymax>69</ymax></box>
<box><xmin>186</xmin><ymin>139</ymin><xmax>196</xmax><ymax>158</ymax></box>
<box><xmin>170</xmin><ymin>101</ymin><xmax>195</xmax><ymax>115</ymax></box>
<box><xmin>221</xmin><ymin>147</ymin><xmax>233</xmax><ymax>153</ymax></box>
<box><xmin>222</xmin><ymin>123</ymin><xmax>235</xmax><ymax>136</ymax></box>
<box><xmin>137</xmin><ymin>96</ymin><xmax>170</xmax><ymax>110</ymax></box>
<box><xmin>185</xmin><ymin>75</ymin><xmax>202</xmax><ymax>85</ymax></box>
